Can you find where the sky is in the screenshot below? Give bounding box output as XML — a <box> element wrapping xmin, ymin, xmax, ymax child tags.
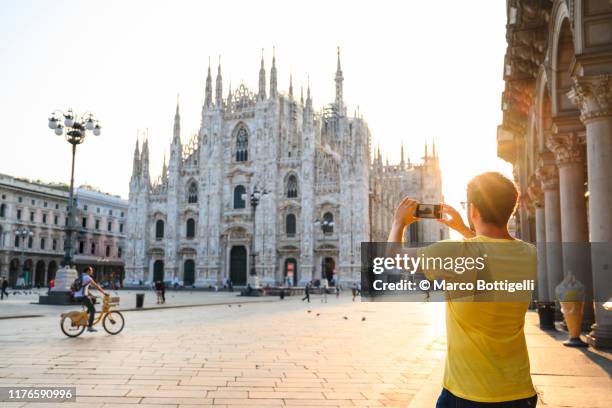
<box><xmin>0</xmin><ymin>0</ymin><xmax>512</xmax><ymax>212</ymax></box>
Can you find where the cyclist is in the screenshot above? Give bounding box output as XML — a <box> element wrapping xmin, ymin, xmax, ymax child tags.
<box><xmin>73</xmin><ymin>266</ymin><xmax>107</xmax><ymax>332</ymax></box>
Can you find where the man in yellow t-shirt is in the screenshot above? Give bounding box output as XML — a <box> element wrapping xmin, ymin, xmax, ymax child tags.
<box><xmin>388</xmin><ymin>172</ymin><xmax>538</xmax><ymax>407</ymax></box>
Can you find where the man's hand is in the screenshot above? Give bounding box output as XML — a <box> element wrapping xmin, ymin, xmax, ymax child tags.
<box><xmin>388</xmin><ymin>197</ymin><xmax>419</xmax><ymax>243</ymax></box>
<box><xmin>437</xmin><ymin>204</ymin><xmax>475</xmax><ymax>238</ymax></box>
<box><xmin>91</xmin><ymin>279</ymin><xmax>107</xmax><ymax>296</ymax></box>
<box><xmin>393</xmin><ymin>196</ymin><xmax>419</xmax><ymax>228</ymax></box>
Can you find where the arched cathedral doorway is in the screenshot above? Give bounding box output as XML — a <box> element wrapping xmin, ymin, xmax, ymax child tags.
<box><xmin>229</xmin><ymin>246</ymin><xmax>247</xmax><ymax>286</ymax></box>
<box><xmin>323</xmin><ymin>257</ymin><xmax>335</xmax><ymax>285</ymax></box>
<box><xmin>183</xmin><ymin>260</ymin><xmax>195</xmax><ymax>286</ymax></box>
<box><xmin>284</xmin><ymin>258</ymin><xmax>297</xmax><ymax>286</ymax></box>
<box><xmin>153</xmin><ymin>260</ymin><xmax>164</xmax><ymax>282</ymax></box>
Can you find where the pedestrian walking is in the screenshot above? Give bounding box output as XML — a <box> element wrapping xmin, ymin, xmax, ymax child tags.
<box><xmin>321</xmin><ymin>279</ymin><xmax>328</xmax><ymax>303</ymax></box>
<box><xmin>1</xmin><ymin>277</ymin><xmax>8</xmax><ymax>300</ymax></box>
<box><xmin>301</xmin><ymin>282</ymin><xmax>310</xmax><ymax>303</ymax></box>
<box><xmin>352</xmin><ymin>283</ymin><xmax>358</xmax><ymax>301</ymax></box>
<box><xmin>335</xmin><ymin>285</ymin><xmax>340</xmax><ymax>299</ymax></box>
<box><xmin>155</xmin><ymin>280</ymin><xmax>164</xmax><ymax>304</ymax></box>
<box><xmin>111</xmin><ymin>271</ymin><xmax>117</xmax><ymax>290</ymax></box>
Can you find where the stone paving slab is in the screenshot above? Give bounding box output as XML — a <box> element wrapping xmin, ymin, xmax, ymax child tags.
<box><xmin>408</xmin><ymin>312</ymin><xmax>612</xmax><ymax>408</ymax></box>
<box><xmin>0</xmin><ymin>297</ymin><xmax>447</xmax><ymax>407</ymax></box>
<box><xmin>0</xmin><ymin>296</ymin><xmax>610</xmax><ymax>407</ymax></box>
<box><xmin>524</xmin><ymin>314</ymin><xmax>612</xmax><ymax>408</ymax></box>
<box><xmin>0</xmin><ymin>290</ymin><xmax>277</xmax><ymax>318</ymax></box>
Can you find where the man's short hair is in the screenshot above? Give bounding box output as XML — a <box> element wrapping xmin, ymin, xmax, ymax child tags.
<box><xmin>467</xmin><ymin>172</ymin><xmax>518</xmax><ymax>227</ymax></box>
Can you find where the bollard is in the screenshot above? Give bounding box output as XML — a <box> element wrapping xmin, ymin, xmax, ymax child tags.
<box><xmin>537</xmin><ymin>302</ymin><xmax>555</xmax><ymax>330</ymax></box>
<box><xmin>136</xmin><ymin>293</ymin><xmax>145</xmax><ymax>308</ymax></box>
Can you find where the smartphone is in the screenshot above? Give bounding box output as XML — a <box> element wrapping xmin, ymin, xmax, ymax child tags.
<box><xmin>416</xmin><ymin>204</ymin><xmax>442</xmax><ymax>219</ymax></box>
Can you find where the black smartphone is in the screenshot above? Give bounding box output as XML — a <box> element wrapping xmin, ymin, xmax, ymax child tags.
<box><xmin>416</xmin><ymin>204</ymin><xmax>442</xmax><ymax>219</ymax></box>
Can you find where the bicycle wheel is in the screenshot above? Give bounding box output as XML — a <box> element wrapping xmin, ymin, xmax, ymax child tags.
<box><xmin>102</xmin><ymin>311</ymin><xmax>125</xmax><ymax>335</ymax></box>
<box><xmin>60</xmin><ymin>315</ymin><xmax>85</xmax><ymax>337</ymax></box>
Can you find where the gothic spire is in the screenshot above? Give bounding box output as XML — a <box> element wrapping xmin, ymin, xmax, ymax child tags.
<box><xmin>300</xmin><ymin>85</ymin><xmax>304</xmax><ymax>105</ymax></box>
<box><xmin>289</xmin><ymin>73</ymin><xmax>293</xmax><ymax>99</ymax></box>
<box><xmin>141</xmin><ymin>134</ymin><xmax>150</xmax><ymax>181</ymax></box>
<box><xmin>305</xmin><ymin>76</ymin><xmax>312</xmax><ymax>112</ymax></box>
<box><xmin>204</xmin><ymin>57</ymin><xmax>213</xmax><ymax>108</ymax></box>
<box><xmin>335</xmin><ymin>46</ymin><xmax>344</xmax><ymax>109</ymax></box>
<box><xmin>227</xmin><ymin>81</ymin><xmax>233</xmax><ymax>106</ymax></box>
<box><xmin>173</xmin><ymin>95</ymin><xmax>181</xmax><ymax>143</ymax></box>
<box><xmin>270</xmin><ymin>47</ymin><xmax>278</xmax><ymax>98</ymax></box>
<box><xmin>258</xmin><ymin>48</ymin><xmax>266</xmax><ymax>100</ymax></box>
<box><xmin>400</xmin><ymin>143</ymin><xmax>405</xmax><ymax>168</ymax></box>
<box><xmin>141</xmin><ymin>134</ymin><xmax>148</xmax><ymax>157</ymax></box>
<box><xmin>132</xmin><ymin>136</ymin><xmax>140</xmax><ymax>177</ymax></box>
<box><xmin>161</xmin><ymin>154</ymin><xmax>167</xmax><ymax>181</ymax></box>
<box><xmin>215</xmin><ymin>56</ymin><xmax>223</xmax><ymax>108</ymax></box>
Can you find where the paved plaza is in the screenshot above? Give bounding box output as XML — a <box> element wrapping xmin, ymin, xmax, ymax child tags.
<box><xmin>0</xmin><ymin>290</ymin><xmax>275</xmax><ymax>319</ymax></box>
<box><xmin>0</xmin><ymin>292</ymin><xmax>610</xmax><ymax>407</ymax></box>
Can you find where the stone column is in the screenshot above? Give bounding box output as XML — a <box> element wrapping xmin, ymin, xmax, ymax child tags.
<box><xmin>546</xmin><ymin>131</ymin><xmax>594</xmax><ymax>326</ymax></box>
<box><xmin>569</xmin><ymin>75</ymin><xmax>612</xmax><ymax>348</ymax></box>
<box><xmin>536</xmin><ymin>160</ymin><xmax>564</xmax><ymax>302</ymax></box>
<box><xmin>528</xmin><ymin>177</ymin><xmax>548</xmax><ymax>301</ymax></box>
<box><xmin>516</xmin><ymin>163</ymin><xmax>532</xmax><ymax>242</ymax></box>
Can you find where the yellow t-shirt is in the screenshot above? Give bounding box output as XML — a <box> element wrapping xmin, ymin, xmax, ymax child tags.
<box><xmin>418</xmin><ymin>235</ymin><xmax>537</xmax><ymax>402</ymax></box>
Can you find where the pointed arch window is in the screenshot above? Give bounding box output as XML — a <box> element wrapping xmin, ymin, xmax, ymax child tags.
<box><xmin>235</xmin><ymin>127</ymin><xmax>248</xmax><ymax>162</ymax></box>
<box><xmin>233</xmin><ymin>185</ymin><xmax>246</xmax><ymax>209</ymax></box>
<box><xmin>323</xmin><ymin>212</ymin><xmax>334</xmax><ymax>234</ymax></box>
<box><xmin>287</xmin><ymin>175</ymin><xmax>298</xmax><ymax>198</ymax></box>
<box><xmin>155</xmin><ymin>219</ymin><xmax>165</xmax><ymax>240</ymax></box>
<box><xmin>286</xmin><ymin>214</ymin><xmax>296</xmax><ymax>237</ymax></box>
<box><xmin>0</xmin><ymin>203</ymin><xmax>5</xmax><ymax>218</ymax></box>
<box><xmin>187</xmin><ymin>182</ymin><xmax>198</xmax><ymax>203</ymax></box>
<box><xmin>186</xmin><ymin>218</ymin><xmax>196</xmax><ymax>239</ymax></box>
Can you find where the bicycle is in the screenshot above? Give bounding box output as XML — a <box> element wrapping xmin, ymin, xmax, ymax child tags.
<box><xmin>60</xmin><ymin>294</ymin><xmax>125</xmax><ymax>337</ymax></box>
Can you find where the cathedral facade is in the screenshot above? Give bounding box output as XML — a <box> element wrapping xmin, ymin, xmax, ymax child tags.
<box><xmin>125</xmin><ymin>50</ymin><xmax>446</xmax><ymax>287</ymax></box>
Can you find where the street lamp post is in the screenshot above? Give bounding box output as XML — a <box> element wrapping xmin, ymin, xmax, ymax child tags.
<box><xmin>48</xmin><ymin>109</ymin><xmax>101</xmax><ymax>266</ymax></box>
<box><xmin>15</xmin><ymin>227</ymin><xmax>33</xmax><ymax>288</ymax></box>
<box><xmin>243</xmin><ymin>186</ymin><xmax>268</xmax><ymax>287</ymax></box>
<box><xmin>40</xmin><ymin>109</ymin><xmax>101</xmax><ymax>304</ymax></box>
